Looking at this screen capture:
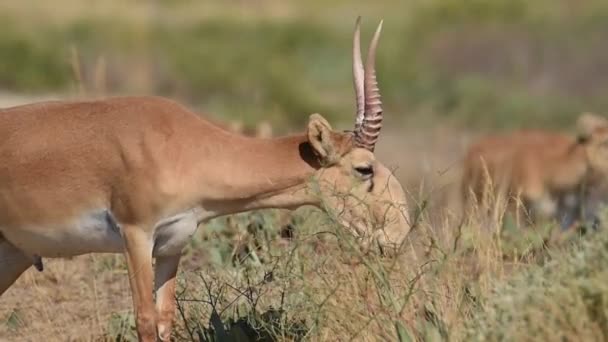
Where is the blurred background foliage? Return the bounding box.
[2,0,608,130]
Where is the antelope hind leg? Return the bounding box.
[0,236,32,296]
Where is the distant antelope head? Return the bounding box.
[577,112,608,177]
[300,17,410,251]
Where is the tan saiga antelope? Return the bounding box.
[461,112,608,229]
[0,17,410,341]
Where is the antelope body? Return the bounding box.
[461,113,608,227]
[0,18,410,341]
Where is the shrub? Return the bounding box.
[464,229,608,341]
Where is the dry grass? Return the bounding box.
[0,255,131,340]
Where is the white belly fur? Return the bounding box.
[152,209,203,257]
[1,208,206,259]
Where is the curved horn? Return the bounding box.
[356,20,384,152]
[353,16,365,133]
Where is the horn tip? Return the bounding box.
[355,16,362,29]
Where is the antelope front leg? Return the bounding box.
[122,225,156,342]
[154,254,181,341]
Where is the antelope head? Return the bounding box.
[577,112,608,177]
[302,17,410,252]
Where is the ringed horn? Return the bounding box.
[353,16,384,152]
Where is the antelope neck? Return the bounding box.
[176,121,322,216]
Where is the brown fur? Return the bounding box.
[0,95,410,341]
[461,113,608,227]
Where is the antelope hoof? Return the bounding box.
[157,323,172,341]
[33,254,44,272]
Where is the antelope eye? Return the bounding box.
[354,165,374,178]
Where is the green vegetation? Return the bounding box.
[2,0,608,130]
[465,225,608,341]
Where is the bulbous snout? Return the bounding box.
[363,200,411,255]
[340,192,411,255]
[375,205,411,248]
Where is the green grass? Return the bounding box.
[2,0,608,130]
[465,225,608,341]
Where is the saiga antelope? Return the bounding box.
[0,18,411,341]
[461,112,608,228]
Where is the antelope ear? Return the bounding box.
[577,112,608,139]
[307,113,340,165]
